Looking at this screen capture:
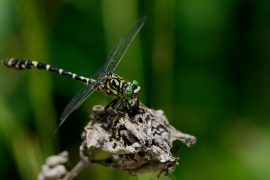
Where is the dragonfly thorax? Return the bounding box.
[96,72,140,99]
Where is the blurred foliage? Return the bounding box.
[0,0,270,179]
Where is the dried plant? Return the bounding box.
[38,100,196,180]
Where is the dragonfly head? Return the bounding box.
[124,80,140,98]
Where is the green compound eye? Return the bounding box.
[132,80,139,86]
[124,85,133,97]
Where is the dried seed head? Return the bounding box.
[84,100,196,174]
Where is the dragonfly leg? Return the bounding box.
[126,97,140,110]
[114,98,124,111]
[124,99,131,110]
[135,97,144,115]
[105,97,141,118]
[103,98,122,136]
[104,98,125,116]
[104,98,119,110]
[124,97,143,116]
[134,97,140,109]
[137,97,140,105]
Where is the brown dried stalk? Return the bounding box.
[38,101,196,179]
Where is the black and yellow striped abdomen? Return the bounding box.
[2,58,91,85]
[1,58,140,99]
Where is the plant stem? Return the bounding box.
[63,148,101,180]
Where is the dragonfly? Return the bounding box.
[2,16,147,138]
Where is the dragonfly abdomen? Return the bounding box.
[2,58,91,85]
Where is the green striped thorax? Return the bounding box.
[95,72,140,99]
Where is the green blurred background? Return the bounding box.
[1,0,270,179]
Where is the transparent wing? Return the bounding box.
[51,16,147,138]
[92,16,147,79]
[50,81,97,138]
